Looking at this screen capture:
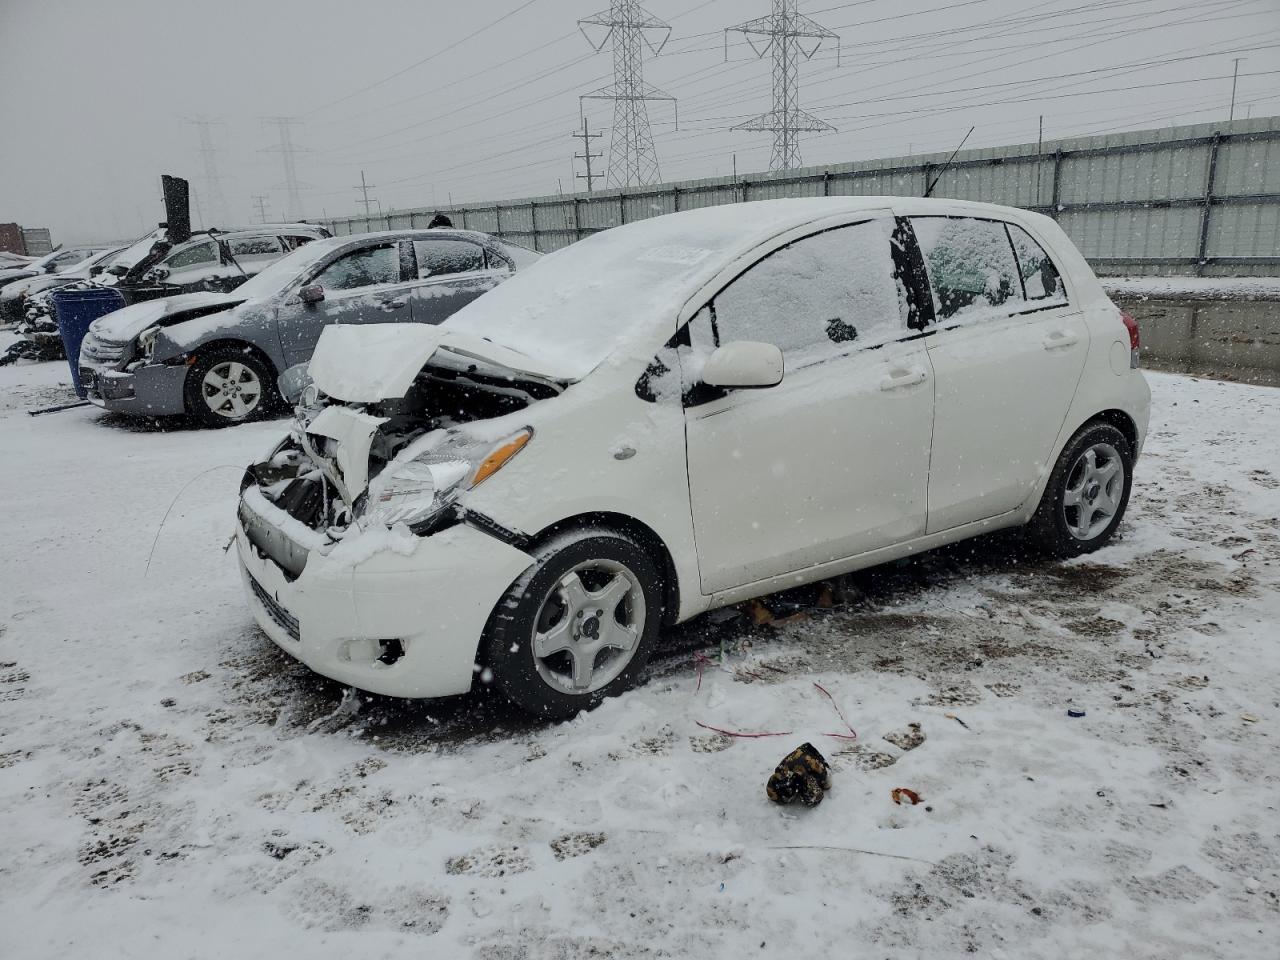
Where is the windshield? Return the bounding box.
[228,237,337,300]
[497,239,541,270]
[438,208,769,380]
[25,250,64,271]
[109,228,168,271]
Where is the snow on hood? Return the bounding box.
[308,323,565,403]
[89,291,239,343]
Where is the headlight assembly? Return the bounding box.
[137,325,161,360]
[364,428,532,529]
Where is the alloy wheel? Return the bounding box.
[202,360,262,420]
[1062,442,1124,540]
[531,559,646,695]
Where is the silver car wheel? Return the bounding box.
[531,559,646,695]
[1062,442,1124,540]
[202,360,262,420]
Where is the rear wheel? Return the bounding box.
[1026,422,1133,557]
[184,345,276,428]
[483,529,663,719]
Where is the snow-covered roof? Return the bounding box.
[442,197,1034,382]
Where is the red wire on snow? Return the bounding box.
[694,721,794,739]
[812,682,858,740]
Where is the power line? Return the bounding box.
[305,0,545,116]
[579,1,677,187]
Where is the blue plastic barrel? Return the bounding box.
[51,287,126,398]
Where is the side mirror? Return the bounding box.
[106,264,128,277]
[149,265,170,281]
[43,262,58,273]
[701,341,784,389]
[298,284,325,304]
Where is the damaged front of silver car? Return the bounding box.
[235,323,564,698]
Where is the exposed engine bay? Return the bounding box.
[244,350,559,548]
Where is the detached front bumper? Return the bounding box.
[79,360,189,416]
[236,491,535,699]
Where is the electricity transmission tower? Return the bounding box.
[579,1,676,188]
[572,117,604,193]
[251,195,271,224]
[727,0,839,172]
[185,117,229,227]
[260,117,310,220]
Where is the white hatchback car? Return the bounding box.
[236,197,1150,717]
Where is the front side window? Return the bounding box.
[1007,224,1067,303]
[413,239,486,279]
[911,217,1025,323]
[164,241,218,271]
[710,219,905,367]
[313,243,400,291]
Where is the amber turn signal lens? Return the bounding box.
[472,431,532,487]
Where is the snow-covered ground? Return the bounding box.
[1,349,1277,959]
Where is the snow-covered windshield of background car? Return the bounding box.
[107,229,168,272]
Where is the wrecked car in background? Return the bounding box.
[95,223,331,301]
[0,245,109,294]
[235,197,1150,719]
[78,228,538,426]
[0,247,126,365]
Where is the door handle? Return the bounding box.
[1042,330,1079,350]
[377,298,407,311]
[879,368,927,391]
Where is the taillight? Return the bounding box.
[1120,311,1140,368]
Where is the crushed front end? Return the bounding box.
[235,339,560,698]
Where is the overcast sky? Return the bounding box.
[2,0,1277,244]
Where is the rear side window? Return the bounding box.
[710,219,905,367]
[281,234,317,251]
[229,236,282,257]
[1007,224,1067,304]
[313,243,400,291]
[911,217,1024,323]
[413,239,485,279]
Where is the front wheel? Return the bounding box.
[184,345,276,428]
[1026,422,1134,557]
[483,529,663,719]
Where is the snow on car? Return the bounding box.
[235,197,1150,718]
[0,244,109,293]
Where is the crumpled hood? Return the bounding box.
[89,291,241,343]
[308,323,572,403]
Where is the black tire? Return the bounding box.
[1026,422,1134,557]
[483,528,664,719]
[183,344,278,428]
